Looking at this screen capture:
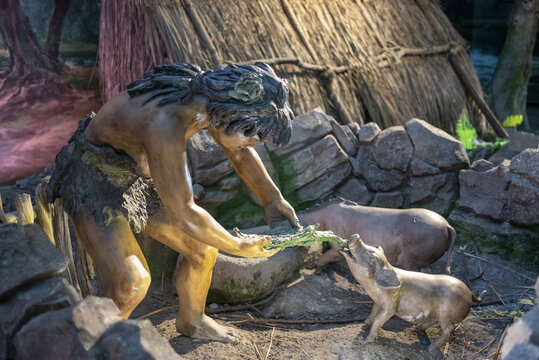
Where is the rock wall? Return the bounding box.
[188,108,469,228]
[449,149,539,268]
[0,223,182,360]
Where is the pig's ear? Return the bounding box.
[375,268,401,289]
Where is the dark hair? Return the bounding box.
[127,62,294,145]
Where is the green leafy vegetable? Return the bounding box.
[232,222,347,251]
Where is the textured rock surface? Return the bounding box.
[458,160,511,220]
[358,122,381,144]
[89,320,183,360]
[329,118,359,156]
[14,296,123,360]
[357,148,406,191]
[372,126,412,171]
[507,176,539,225]
[266,108,332,156]
[208,243,321,303]
[501,277,539,359]
[405,118,469,170]
[0,277,79,358]
[370,192,403,208]
[509,148,539,186]
[336,178,372,205]
[0,224,67,300]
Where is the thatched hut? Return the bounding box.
[99,0,490,134]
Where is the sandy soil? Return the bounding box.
[131,248,537,360]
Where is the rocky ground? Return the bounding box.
[132,247,537,360]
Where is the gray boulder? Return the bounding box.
[0,224,67,299]
[405,174,448,204]
[295,161,351,203]
[89,320,182,360]
[371,191,403,208]
[405,118,469,171]
[509,149,539,186]
[508,176,539,225]
[422,173,459,216]
[0,277,79,359]
[372,126,413,172]
[358,122,381,144]
[410,157,440,176]
[501,277,539,359]
[192,160,234,187]
[14,296,123,360]
[187,129,227,170]
[357,147,406,191]
[208,244,321,304]
[266,108,332,156]
[281,135,348,191]
[336,178,372,205]
[458,160,511,220]
[329,118,359,156]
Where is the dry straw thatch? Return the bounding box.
[99,0,487,134]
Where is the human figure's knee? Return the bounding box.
[108,255,151,316]
[183,246,218,270]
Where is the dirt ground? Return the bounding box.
[131,247,537,360]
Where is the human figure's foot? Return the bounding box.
[177,315,241,343]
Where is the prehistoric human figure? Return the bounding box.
[43,62,300,343]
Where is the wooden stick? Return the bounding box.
[462,252,534,282]
[494,324,510,360]
[15,193,35,225]
[264,327,275,360]
[471,333,499,359]
[228,315,367,326]
[448,53,508,138]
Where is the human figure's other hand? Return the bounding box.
[237,235,279,257]
[264,198,300,229]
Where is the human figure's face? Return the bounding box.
[212,125,259,150]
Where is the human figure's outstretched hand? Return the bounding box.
[265,198,301,229]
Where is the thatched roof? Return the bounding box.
[99,0,487,134]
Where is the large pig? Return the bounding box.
[298,199,456,272]
[341,234,482,353]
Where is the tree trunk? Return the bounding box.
[489,0,539,129]
[44,0,71,62]
[0,0,57,87]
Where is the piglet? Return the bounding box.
[341,234,483,353]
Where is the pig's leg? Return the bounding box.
[365,308,394,342]
[429,323,455,353]
[365,303,381,326]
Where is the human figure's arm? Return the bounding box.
[208,128,300,229]
[143,118,275,257]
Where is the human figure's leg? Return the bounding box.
[144,212,240,343]
[70,210,151,318]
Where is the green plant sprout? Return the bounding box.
[502,114,523,128]
[456,113,508,154]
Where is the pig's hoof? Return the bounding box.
[365,335,376,343]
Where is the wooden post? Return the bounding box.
[74,241,94,298]
[52,198,81,294]
[15,193,35,226]
[35,179,55,244]
[0,193,17,224]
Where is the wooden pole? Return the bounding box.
[35,179,55,244]
[53,198,81,294]
[15,193,35,226]
[0,193,17,224]
[448,53,509,138]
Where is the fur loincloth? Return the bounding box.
[47,113,163,233]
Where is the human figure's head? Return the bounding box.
[127,62,294,145]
